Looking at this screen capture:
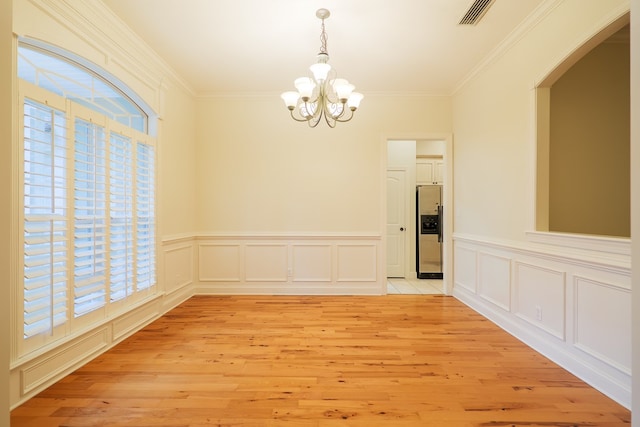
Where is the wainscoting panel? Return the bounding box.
[514,261,566,340]
[336,244,377,282]
[163,243,194,293]
[292,244,332,282]
[112,298,163,343]
[195,235,382,295]
[478,252,511,311]
[452,233,631,409]
[453,245,477,293]
[245,244,289,282]
[574,276,631,374]
[21,328,109,395]
[198,243,241,282]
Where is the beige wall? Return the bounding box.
[158,81,198,237]
[195,95,451,234]
[1,0,12,423]
[549,38,630,237]
[452,0,629,242]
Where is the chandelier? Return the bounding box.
[281,8,363,128]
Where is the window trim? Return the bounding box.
[18,37,158,137]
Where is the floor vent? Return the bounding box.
[458,0,495,25]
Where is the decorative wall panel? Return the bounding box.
[478,252,511,311]
[574,276,631,373]
[198,244,241,281]
[163,243,193,293]
[514,261,565,339]
[21,328,108,394]
[112,299,162,342]
[336,244,377,282]
[195,235,381,294]
[245,244,288,282]
[292,244,332,282]
[454,245,477,293]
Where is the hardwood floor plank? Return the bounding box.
[11,295,630,426]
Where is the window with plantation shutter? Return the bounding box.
[109,132,134,302]
[18,43,157,356]
[73,118,107,317]
[136,141,155,291]
[23,98,68,340]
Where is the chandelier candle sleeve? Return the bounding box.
[310,63,331,81]
[294,77,316,100]
[280,8,363,128]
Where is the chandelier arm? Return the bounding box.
[307,110,323,128]
[323,112,337,128]
[335,107,355,123]
[289,109,313,123]
[335,102,348,120]
[304,99,324,125]
[322,87,341,105]
[317,85,336,124]
[323,100,348,121]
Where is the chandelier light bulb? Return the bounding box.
[347,92,364,110]
[294,77,316,100]
[331,78,354,102]
[281,91,300,110]
[310,63,331,82]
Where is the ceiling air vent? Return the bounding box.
[458,0,495,25]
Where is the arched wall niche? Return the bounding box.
[535,12,630,237]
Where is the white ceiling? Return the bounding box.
[102,0,546,96]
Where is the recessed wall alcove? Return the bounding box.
[536,15,630,237]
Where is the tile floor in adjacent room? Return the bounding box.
[387,277,443,294]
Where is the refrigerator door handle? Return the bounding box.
[437,205,443,243]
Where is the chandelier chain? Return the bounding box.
[319,18,328,55]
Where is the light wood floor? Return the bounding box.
[11,295,630,426]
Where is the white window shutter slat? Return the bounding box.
[73,118,107,318]
[23,98,69,340]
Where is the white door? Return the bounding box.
[387,169,406,277]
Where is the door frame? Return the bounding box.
[380,133,453,295]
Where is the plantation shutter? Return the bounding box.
[23,98,68,339]
[73,118,107,317]
[19,78,156,354]
[109,132,134,302]
[136,141,155,290]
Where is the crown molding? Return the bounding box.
[25,0,196,100]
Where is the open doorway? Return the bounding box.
[384,137,453,295]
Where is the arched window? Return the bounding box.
[18,40,152,133]
[17,40,157,355]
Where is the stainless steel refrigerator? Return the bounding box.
[417,185,443,279]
